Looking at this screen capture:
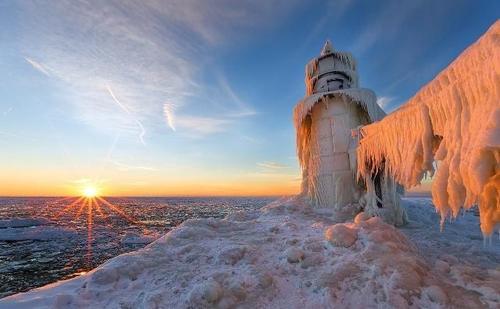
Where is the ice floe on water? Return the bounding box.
[0,226,77,242]
[0,217,74,242]
[0,218,51,228]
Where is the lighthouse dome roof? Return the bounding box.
[320,40,334,55]
[304,41,358,96]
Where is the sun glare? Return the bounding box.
[54,184,138,263]
[83,186,98,198]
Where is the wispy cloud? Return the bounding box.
[296,0,353,54]
[24,57,51,76]
[216,73,256,117]
[257,161,289,169]
[350,1,421,54]
[250,161,296,180]
[106,85,146,145]
[164,101,231,136]
[174,116,231,136]
[162,72,256,136]
[17,1,296,141]
[163,103,177,131]
[376,96,394,109]
[110,160,158,172]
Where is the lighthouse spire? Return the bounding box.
[320,40,334,56]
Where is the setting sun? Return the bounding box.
[83,186,98,198]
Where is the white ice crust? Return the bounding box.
[2,197,498,308]
[294,87,386,183]
[357,21,500,235]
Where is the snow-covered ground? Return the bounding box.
[1,197,498,308]
[401,198,499,268]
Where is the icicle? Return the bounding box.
[356,20,500,236]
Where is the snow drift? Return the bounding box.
[357,21,500,235]
[1,197,498,308]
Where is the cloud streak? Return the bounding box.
[376,96,394,109]
[110,160,158,172]
[106,85,146,145]
[25,57,51,76]
[163,103,177,131]
[216,73,256,117]
[16,0,296,141]
[350,1,421,54]
[257,161,289,170]
[174,116,231,136]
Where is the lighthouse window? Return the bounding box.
[326,78,344,91]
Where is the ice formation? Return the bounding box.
[2,197,498,308]
[0,218,50,228]
[0,226,76,241]
[357,21,500,236]
[294,41,407,226]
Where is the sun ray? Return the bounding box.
[45,190,141,265]
[53,196,85,219]
[96,196,139,224]
[92,198,107,219]
[86,197,93,262]
[41,196,77,213]
[54,196,79,203]
[76,198,88,220]
[40,197,68,214]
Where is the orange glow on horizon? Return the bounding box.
[82,186,98,198]
[0,178,300,197]
[0,164,302,197]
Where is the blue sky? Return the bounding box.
[0,0,498,196]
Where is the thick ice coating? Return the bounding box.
[294,39,408,225]
[357,21,500,235]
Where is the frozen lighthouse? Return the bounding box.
[294,41,407,225]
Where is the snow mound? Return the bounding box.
[0,226,76,241]
[0,218,51,228]
[2,197,498,308]
[324,223,358,247]
[357,21,500,235]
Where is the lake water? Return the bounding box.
[0,196,277,298]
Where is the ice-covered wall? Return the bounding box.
[294,88,385,176]
[304,95,369,214]
[357,21,500,235]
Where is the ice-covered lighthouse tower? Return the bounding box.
[294,41,407,225]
